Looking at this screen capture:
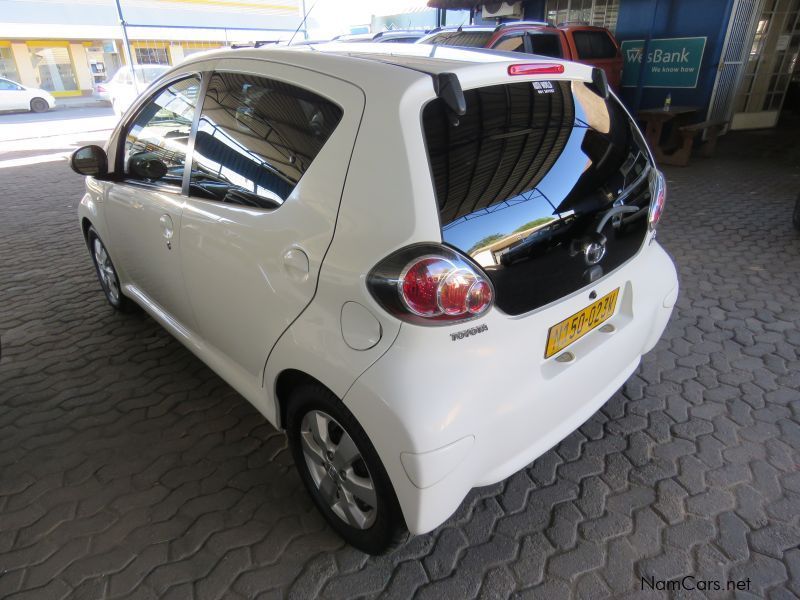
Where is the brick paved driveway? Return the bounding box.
[1,123,799,600]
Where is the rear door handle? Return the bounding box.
[159,214,174,249]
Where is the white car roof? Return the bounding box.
[176,43,593,91]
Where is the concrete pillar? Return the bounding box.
[10,42,37,88]
[69,43,94,94]
[169,44,185,65]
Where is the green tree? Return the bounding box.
[512,217,554,234]
[468,233,505,254]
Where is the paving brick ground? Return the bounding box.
[1,118,799,600]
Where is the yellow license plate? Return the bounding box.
[545,288,620,358]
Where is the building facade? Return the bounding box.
[0,0,302,96]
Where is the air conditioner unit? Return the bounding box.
[482,2,524,19]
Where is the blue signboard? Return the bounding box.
[621,37,707,88]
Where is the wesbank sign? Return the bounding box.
[621,37,706,88]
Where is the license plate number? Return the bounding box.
[545,288,620,358]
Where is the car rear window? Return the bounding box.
[572,30,617,59]
[423,81,575,225]
[529,33,563,58]
[424,30,494,48]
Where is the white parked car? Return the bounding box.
[0,77,55,112]
[100,65,170,115]
[70,43,677,554]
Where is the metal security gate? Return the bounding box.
[706,0,764,126]
[730,0,800,129]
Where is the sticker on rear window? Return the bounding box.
[532,81,555,94]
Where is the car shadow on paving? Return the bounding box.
[0,123,799,599]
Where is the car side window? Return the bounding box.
[572,31,617,60]
[528,33,563,58]
[493,34,526,53]
[0,79,21,90]
[188,71,343,210]
[122,76,200,186]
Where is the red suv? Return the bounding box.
[418,22,623,89]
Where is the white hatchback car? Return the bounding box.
[70,43,678,554]
[0,76,55,112]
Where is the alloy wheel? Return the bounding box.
[93,238,120,304]
[299,410,378,529]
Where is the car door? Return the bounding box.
[104,75,201,331]
[0,78,27,110]
[180,60,364,381]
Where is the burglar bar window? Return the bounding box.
[545,0,620,33]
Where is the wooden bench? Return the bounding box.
[655,119,727,166]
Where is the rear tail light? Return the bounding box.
[368,244,494,325]
[649,170,667,230]
[508,63,565,76]
[95,84,107,93]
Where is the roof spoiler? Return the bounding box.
[432,72,466,126]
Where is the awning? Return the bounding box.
[426,0,479,9]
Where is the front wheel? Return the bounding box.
[286,383,408,554]
[30,97,49,113]
[87,227,137,312]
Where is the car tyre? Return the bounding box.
[793,194,800,231]
[286,382,408,554]
[87,227,137,312]
[30,97,49,113]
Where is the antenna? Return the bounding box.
[289,0,317,45]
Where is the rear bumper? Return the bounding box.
[343,239,678,534]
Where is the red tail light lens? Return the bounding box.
[437,269,477,315]
[508,63,565,76]
[649,170,667,230]
[96,84,107,92]
[401,257,454,316]
[466,280,492,314]
[368,245,494,325]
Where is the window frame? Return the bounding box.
[114,72,205,194]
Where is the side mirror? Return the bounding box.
[129,152,168,180]
[70,145,108,177]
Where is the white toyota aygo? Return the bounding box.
[71,43,678,554]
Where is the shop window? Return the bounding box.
[28,45,78,92]
[545,0,620,34]
[135,47,170,65]
[0,47,20,82]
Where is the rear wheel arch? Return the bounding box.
[275,369,336,430]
